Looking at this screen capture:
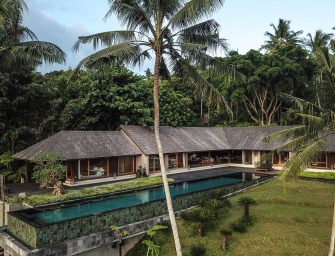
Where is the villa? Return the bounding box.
[12,125,335,186]
[0,125,334,256]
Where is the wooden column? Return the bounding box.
[78,160,81,180]
[87,159,90,177]
[107,158,110,177]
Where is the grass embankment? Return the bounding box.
[9,176,173,206]
[299,171,335,180]
[149,179,335,256]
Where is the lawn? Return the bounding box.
[136,179,335,256]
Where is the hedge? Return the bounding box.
[8,176,174,206]
[299,171,335,180]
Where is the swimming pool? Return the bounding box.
[18,175,241,226]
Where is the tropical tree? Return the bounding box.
[238,197,257,225]
[181,208,214,237]
[305,30,333,53]
[261,18,303,52]
[0,0,65,72]
[32,152,66,195]
[206,198,231,219]
[74,1,234,254]
[264,43,335,255]
[220,228,232,251]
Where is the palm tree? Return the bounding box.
[261,18,303,52]
[73,1,235,254]
[0,0,65,71]
[181,208,214,237]
[220,228,232,251]
[238,197,257,225]
[265,44,335,255]
[206,198,231,219]
[304,30,333,53]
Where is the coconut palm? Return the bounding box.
[265,44,335,255]
[261,18,303,52]
[304,30,333,53]
[0,0,65,71]
[73,1,236,254]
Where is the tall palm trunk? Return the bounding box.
[153,51,182,256]
[329,194,335,256]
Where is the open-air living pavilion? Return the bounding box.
[12,125,335,185]
[12,131,142,183]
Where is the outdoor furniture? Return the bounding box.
[256,163,273,172]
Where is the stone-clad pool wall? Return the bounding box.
[7,179,267,249]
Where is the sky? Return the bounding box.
[23,0,335,74]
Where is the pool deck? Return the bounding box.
[4,165,278,197]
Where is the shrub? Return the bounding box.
[189,243,206,256]
[181,208,214,237]
[299,171,335,180]
[230,219,248,233]
[238,197,257,225]
[32,153,66,195]
[24,176,174,206]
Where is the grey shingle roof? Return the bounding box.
[222,126,293,151]
[120,125,231,155]
[12,131,141,161]
[13,126,335,161]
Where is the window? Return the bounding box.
[89,159,107,178]
[149,155,160,173]
[244,151,252,164]
[119,156,135,175]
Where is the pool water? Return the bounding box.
[27,176,241,225]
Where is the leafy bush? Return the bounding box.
[24,176,174,206]
[189,243,206,256]
[299,171,335,180]
[32,153,66,195]
[230,219,248,233]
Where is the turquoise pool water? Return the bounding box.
[26,176,241,225]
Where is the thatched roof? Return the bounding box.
[12,131,141,161]
[222,126,293,151]
[120,125,231,155]
[13,125,335,161]
[121,125,335,154]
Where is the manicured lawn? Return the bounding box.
[147,179,335,256]
[299,171,335,180]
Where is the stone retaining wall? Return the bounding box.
[7,179,265,249]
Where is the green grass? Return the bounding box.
[8,176,173,206]
[142,179,335,256]
[299,171,335,180]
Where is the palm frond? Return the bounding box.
[105,0,155,35]
[264,125,306,143]
[170,52,231,113]
[171,0,224,29]
[74,42,144,70]
[73,30,137,51]
[1,41,65,68]
[282,139,326,179]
